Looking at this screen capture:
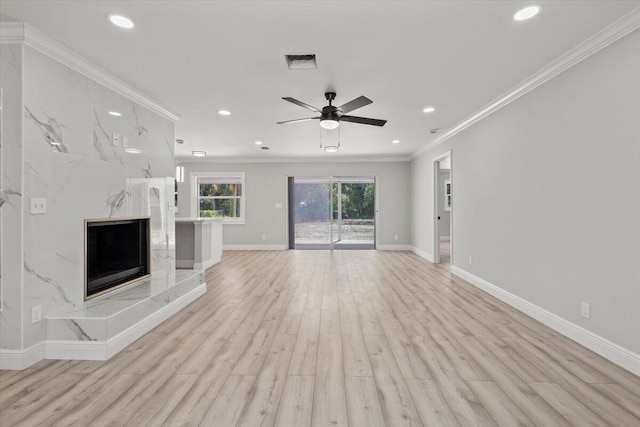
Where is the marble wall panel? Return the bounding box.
[21,46,176,348]
[0,43,24,350]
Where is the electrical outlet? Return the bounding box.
[261,234,266,241]
[468,256,473,265]
[31,305,42,324]
[112,132,121,146]
[274,203,282,209]
[581,302,590,319]
[30,198,47,214]
[394,234,399,241]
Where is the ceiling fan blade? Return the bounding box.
[340,115,387,127]
[276,117,320,124]
[282,97,321,113]
[337,96,372,114]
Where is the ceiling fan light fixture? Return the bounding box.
[320,119,339,130]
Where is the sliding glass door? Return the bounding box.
[289,176,375,250]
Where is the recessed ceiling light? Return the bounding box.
[255,141,263,145]
[109,111,121,117]
[124,147,141,154]
[218,110,231,116]
[422,107,436,113]
[392,140,400,144]
[109,14,134,29]
[514,5,541,21]
[192,151,207,157]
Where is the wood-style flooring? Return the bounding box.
[1,250,639,426]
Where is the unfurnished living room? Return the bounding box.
[1,1,639,426]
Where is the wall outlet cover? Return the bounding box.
[30,197,47,214]
[31,305,42,324]
[581,302,590,319]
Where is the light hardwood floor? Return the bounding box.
[1,250,639,426]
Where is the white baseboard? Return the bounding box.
[0,343,45,370]
[451,266,640,376]
[1,284,207,369]
[410,246,434,262]
[377,245,412,251]
[223,245,286,250]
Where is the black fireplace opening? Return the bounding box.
[86,217,150,299]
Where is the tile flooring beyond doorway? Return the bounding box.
[1,250,639,426]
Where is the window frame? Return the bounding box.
[191,172,246,224]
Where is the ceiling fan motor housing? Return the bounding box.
[321,105,340,121]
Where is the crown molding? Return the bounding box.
[0,22,180,122]
[176,155,412,164]
[411,6,640,160]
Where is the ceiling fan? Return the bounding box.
[277,92,387,129]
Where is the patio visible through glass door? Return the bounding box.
[289,176,375,250]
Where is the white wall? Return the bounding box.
[177,161,411,248]
[411,29,640,355]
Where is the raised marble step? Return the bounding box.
[45,269,206,360]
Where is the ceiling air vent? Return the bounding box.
[285,54,317,70]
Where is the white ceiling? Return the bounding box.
[2,1,638,160]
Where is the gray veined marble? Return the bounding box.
[0,188,21,209]
[130,104,149,137]
[105,189,126,217]
[92,109,122,163]
[92,129,109,161]
[64,319,96,341]
[24,261,73,305]
[142,160,154,179]
[24,105,69,153]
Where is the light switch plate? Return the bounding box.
[122,136,128,147]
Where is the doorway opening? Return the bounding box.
[433,152,452,265]
[288,176,376,250]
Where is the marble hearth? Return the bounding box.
[45,269,205,360]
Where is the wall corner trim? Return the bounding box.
[450,266,640,377]
[0,22,180,122]
[411,6,640,160]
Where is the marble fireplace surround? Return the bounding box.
[0,23,206,369]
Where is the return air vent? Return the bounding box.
[261,146,270,150]
[285,54,317,70]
